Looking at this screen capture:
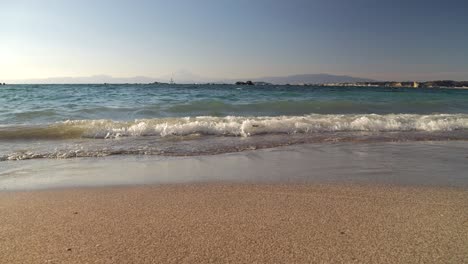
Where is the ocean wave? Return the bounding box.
[0,114,467,140]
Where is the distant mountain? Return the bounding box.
[250,74,374,85]
[7,75,162,84]
[160,70,208,84]
[7,73,373,84]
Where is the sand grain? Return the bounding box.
[1,184,467,263]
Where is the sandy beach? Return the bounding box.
[3,1,468,264]
[1,183,467,263]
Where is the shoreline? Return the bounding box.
[2,141,468,191]
[1,183,467,263]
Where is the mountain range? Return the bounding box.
[6,73,374,85]
[241,74,373,85]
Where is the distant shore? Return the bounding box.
[315,80,468,89]
[1,183,467,263]
[3,78,468,88]
[2,82,468,89]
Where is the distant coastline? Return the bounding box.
[229,80,468,89]
[3,80,468,88]
[315,80,468,89]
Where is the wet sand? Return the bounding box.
[3,142,468,191]
[1,184,467,263]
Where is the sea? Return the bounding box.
[1,83,468,160]
[1,84,468,189]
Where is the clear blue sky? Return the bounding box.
[1,0,467,81]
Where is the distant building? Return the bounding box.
[389,82,402,87]
[412,82,419,88]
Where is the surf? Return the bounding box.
[1,114,467,140]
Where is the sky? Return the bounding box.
[1,0,467,81]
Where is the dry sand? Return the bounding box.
[1,184,467,263]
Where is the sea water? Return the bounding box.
[1,84,468,161]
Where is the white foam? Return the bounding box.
[59,114,468,139]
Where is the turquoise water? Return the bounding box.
[1,84,468,124]
[1,84,468,160]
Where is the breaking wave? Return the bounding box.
[1,114,467,140]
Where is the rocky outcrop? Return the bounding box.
[235,81,254,85]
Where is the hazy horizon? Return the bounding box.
[2,0,467,81]
[5,72,467,85]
